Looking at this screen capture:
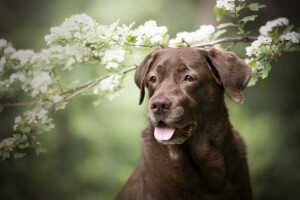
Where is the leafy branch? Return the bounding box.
[193,36,257,47]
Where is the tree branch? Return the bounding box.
[192,36,257,48]
[62,65,137,101]
[60,36,259,101]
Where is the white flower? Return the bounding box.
[216,0,235,11]
[101,47,126,68]
[50,95,63,103]
[74,32,82,39]
[36,109,48,124]
[246,36,273,57]
[4,46,16,55]
[30,71,52,97]
[280,32,300,43]
[259,17,289,36]
[31,51,51,65]
[0,137,15,151]
[0,39,7,49]
[13,116,22,131]
[42,45,65,60]
[11,49,35,66]
[25,109,49,124]
[133,20,168,45]
[105,62,119,69]
[9,72,26,83]
[216,0,245,11]
[0,57,6,72]
[15,116,22,124]
[168,25,215,47]
[94,74,121,94]
[45,14,95,45]
[65,44,92,62]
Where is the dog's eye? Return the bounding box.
[149,76,157,83]
[184,75,195,82]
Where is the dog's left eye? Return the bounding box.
[184,75,195,82]
[149,76,157,83]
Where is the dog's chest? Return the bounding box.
[144,143,206,194]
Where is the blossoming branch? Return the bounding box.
[0,0,299,160]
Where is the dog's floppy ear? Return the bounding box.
[203,47,253,104]
[134,47,161,105]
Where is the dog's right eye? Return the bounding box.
[184,75,195,82]
[149,76,157,83]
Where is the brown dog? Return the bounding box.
[115,47,253,200]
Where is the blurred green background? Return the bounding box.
[0,0,300,199]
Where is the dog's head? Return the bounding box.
[135,47,252,145]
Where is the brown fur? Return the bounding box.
[115,47,253,200]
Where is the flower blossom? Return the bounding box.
[280,32,300,43]
[216,0,244,11]
[259,17,289,36]
[0,39,7,49]
[101,47,126,69]
[0,57,6,71]
[25,109,49,124]
[9,72,26,83]
[13,116,22,131]
[246,36,273,57]
[93,74,121,94]
[11,50,35,66]
[30,71,52,97]
[132,20,168,45]
[50,95,63,103]
[168,25,215,47]
[45,14,95,45]
[4,46,16,55]
[0,138,15,151]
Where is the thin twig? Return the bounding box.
[192,36,257,48]
[182,39,191,47]
[224,42,237,51]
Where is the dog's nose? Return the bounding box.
[150,98,171,113]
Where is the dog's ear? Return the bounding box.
[203,47,253,104]
[134,47,161,105]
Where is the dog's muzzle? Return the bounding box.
[148,97,197,145]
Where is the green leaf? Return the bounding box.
[217,23,235,29]
[241,15,258,24]
[19,126,31,134]
[213,29,227,39]
[236,3,246,13]
[282,25,294,35]
[260,63,272,79]
[214,7,226,22]
[247,59,257,67]
[55,101,68,111]
[247,3,266,11]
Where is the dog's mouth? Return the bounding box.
[154,121,196,145]
[154,125,175,141]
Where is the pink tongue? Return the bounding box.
[154,127,175,141]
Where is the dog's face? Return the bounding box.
[135,47,252,145]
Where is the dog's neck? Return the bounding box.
[166,111,231,163]
[167,144,184,160]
